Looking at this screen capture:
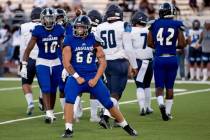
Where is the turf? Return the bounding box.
[0,80,210,140]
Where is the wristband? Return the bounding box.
[72,72,79,79]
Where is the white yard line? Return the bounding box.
[0,88,210,125]
[0,85,39,92]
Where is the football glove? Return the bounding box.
[62,68,69,82]
[20,61,28,79]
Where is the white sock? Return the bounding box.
[90,99,99,118]
[190,68,195,79]
[203,68,208,80]
[136,88,145,110]
[117,120,128,128]
[144,88,151,109]
[196,68,201,80]
[60,98,65,111]
[39,90,43,98]
[25,93,34,107]
[65,123,73,131]
[157,96,164,106]
[165,99,173,115]
[74,96,80,118]
[46,110,54,117]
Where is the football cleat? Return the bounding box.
[159,105,169,121]
[167,114,173,120]
[62,129,73,138]
[26,104,34,115]
[45,116,54,124]
[146,107,154,115]
[38,97,44,111]
[123,125,138,136]
[90,116,100,122]
[99,116,111,129]
[140,108,146,116]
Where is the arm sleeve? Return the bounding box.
[122,22,138,69]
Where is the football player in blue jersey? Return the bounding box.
[21,8,65,123]
[62,15,137,138]
[147,3,186,121]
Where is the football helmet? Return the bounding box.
[159,2,176,18]
[55,8,68,26]
[87,10,102,27]
[104,4,123,21]
[40,8,56,30]
[73,15,91,37]
[192,19,200,30]
[31,7,43,21]
[131,11,148,26]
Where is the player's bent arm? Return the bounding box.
[177,29,186,49]
[22,36,37,63]
[95,46,107,81]
[147,31,154,48]
[122,32,138,69]
[62,46,76,75]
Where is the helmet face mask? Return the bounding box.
[73,15,91,37]
[41,8,56,30]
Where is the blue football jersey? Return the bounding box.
[32,24,65,60]
[65,22,73,36]
[63,33,98,76]
[149,19,184,56]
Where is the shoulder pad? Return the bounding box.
[124,22,132,32]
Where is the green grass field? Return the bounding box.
[0,80,210,140]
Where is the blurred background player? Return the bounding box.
[19,7,43,115]
[187,19,202,81]
[62,15,137,138]
[20,8,65,123]
[55,8,68,117]
[131,11,154,116]
[147,2,186,121]
[199,20,210,81]
[95,4,138,128]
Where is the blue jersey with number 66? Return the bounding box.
[63,33,98,76]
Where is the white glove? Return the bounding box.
[62,68,69,82]
[20,61,28,79]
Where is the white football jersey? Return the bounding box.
[20,21,40,61]
[188,29,202,48]
[95,21,128,60]
[131,27,153,59]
